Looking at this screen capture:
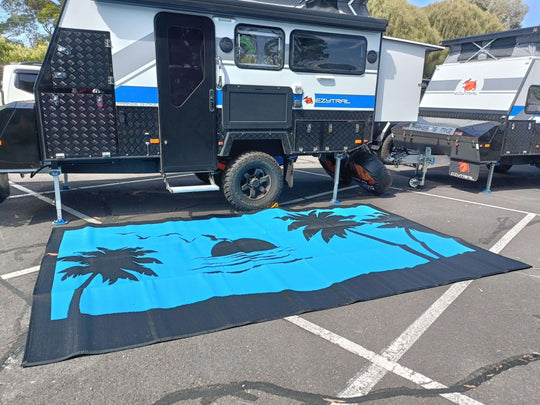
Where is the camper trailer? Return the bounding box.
[392,27,540,191]
[0,0,436,217]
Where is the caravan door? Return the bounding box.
[155,13,216,173]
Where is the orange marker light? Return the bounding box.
[149,138,160,144]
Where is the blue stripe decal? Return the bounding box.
[216,89,223,107]
[510,106,524,116]
[314,94,375,109]
[115,86,158,104]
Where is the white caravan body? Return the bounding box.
[393,27,540,188]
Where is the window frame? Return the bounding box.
[234,24,285,71]
[14,70,39,93]
[525,85,540,115]
[289,30,367,75]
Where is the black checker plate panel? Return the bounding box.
[531,124,540,155]
[295,121,322,152]
[117,107,160,156]
[41,93,118,159]
[51,29,113,90]
[502,121,534,155]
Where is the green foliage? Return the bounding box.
[368,0,441,45]
[0,36,47,64]
[0,0,62,46]
[469,0,529,29]
[425,0,505,40]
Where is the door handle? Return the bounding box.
[209,89,215,112]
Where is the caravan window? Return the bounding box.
[290,31,366,75]
[525,86,540,114]
[14,70,38,93]
[235,25,284,70]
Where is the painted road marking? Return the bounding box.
[285,315,483,405]
[334,212,536,400]
[413,191,539,216]
[7,174,190,199]
[9,182,102,225]
[1,266,40,281]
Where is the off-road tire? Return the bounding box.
[347,149,392,195]
[378,134,394,162]
[223,152,283,211]
[318,154,352,186]
[0,173,10,203]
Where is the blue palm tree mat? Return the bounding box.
[23,206,529,366]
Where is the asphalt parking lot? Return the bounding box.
[1,156,539,404]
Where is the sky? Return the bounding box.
[408,0,540,28]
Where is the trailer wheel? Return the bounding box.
[223,151,283,211]
[0,173,10,203]
[347,148,392,195]
[409,177,420,188]
[494,164,512,174]
[318,154,352,186]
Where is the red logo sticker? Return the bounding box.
[458,162,471,173]
[462,79,477,93]
[303,96,313,105]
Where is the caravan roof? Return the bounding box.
[94,0,388,31]
[442,26,540,63]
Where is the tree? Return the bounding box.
[58,247,161,317]
[0,36,47,64]
[368,0,441,45]
[0,0,63,46]
[469,0,529,29]
[424,0,505,40]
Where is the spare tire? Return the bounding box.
[346,148,392,195]
[318,154,352,186]
[0,173,10,203]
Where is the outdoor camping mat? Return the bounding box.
[23,206,530,366]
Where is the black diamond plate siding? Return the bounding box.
[117,107,160,156]
[50,29,113,90]
[502,121,534,155]
[41,93,118,159]
[217,108,373,155]
[531,124,540,155]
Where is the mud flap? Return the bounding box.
[449,159,480,181]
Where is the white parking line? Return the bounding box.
[335,212,536,400]
[1,266,40,280]
[413,191,539,216]
[9,182,102,225]
[7,173,190,199]
[285,316,483,405]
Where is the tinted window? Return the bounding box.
[290,31,366,75]
[525,85,540,114]
[235,25,284,70]
[15,71,38,93]
[168,26,204,107]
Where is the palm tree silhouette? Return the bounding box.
[276,210,440,261]
[58,247,162,317]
